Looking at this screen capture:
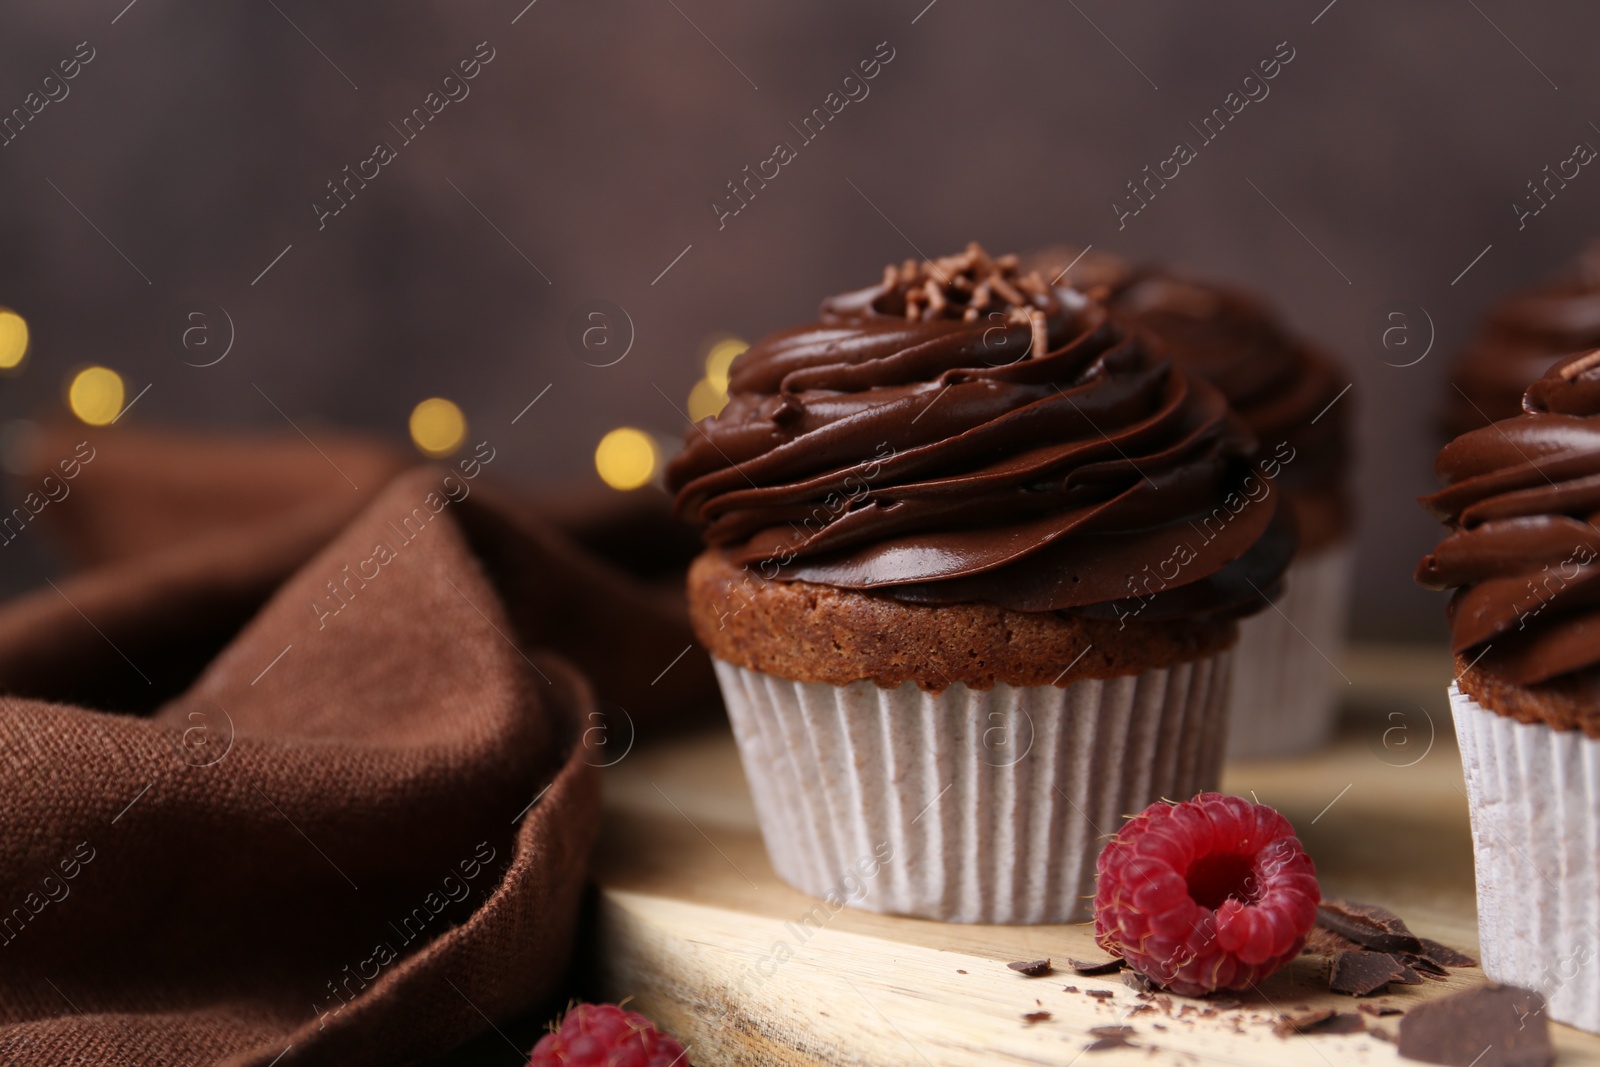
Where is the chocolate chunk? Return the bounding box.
[1122,970,1158,993]
[1416,938,1479,969]
[1330,950,1410,996]
[1397,984,1553,1067]
[1022,1010,1052,1025]
[1273,1008,1367,1037]
[1085,1025,1136,1052]
[1399,953,1450,978]
[1007,958,1053,977]
[1086,989,1116,1000]
[1068,956,1127,976]
[1318,897,1423,954]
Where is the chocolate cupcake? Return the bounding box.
[667,244,1293,923]
[1445,241,1600,439]
[1033,247,1355,757]
[1417,349,1600,1034]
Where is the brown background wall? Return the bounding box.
[2,0,1598,640]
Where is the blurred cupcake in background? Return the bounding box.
[1031,247,1354,758]
[667,244,1294,924]
[1417,349,1600,1035]
[1445,240,1600,439]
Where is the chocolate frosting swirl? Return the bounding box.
[667,245,1294,621]
[1026,248,1350,496]
[1105,271,1350,496]
[1446,241,1600,438]
[1417,350,1600,685]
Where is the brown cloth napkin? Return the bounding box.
[0,427,716,1066]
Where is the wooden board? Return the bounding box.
[592,644,1600,1065]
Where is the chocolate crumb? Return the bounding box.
[1358,1003,1403,1017]
[1416,938,1478,969]
[1068,956,1127,976]
[1122,970,1158,993]
[956,969,967,975]
[1007,958,1053,977]
[1397,983,1553,1067]
[1317,897,1422,954]
[1022,1010,1052,1025]
[1207,998,1243,1012]
[1084,1025,1136,1052]
[1330,950,1410,996]
[1086,989,1116,1001]
[1062,986,1079,994]
[1273,1008,1366,1037]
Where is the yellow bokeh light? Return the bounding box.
[67,366,125,426]
[0,309,29,371]
[688,377,728,422]
[704,338,748,393]
[595,427,658,491]
[409,397,467,458]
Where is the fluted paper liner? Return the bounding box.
[1452,683,1600,1035]
[713,652,1231,924]
[1226,541,1353,759]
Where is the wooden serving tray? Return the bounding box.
[592,644,1600,1065]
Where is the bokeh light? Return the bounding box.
[594,427,658,490]
[0,309,28,372]
[67,366,125,426]
[409,397,467,458]
[704,337,748,393]
[687,377,728,422]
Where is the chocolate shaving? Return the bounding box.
[1273,1008,1367,1037]
[1330,950,1410,996]
[1397,984,1553,1067]
[1304,924,1363,958]
[1068,956,1127,976]
[1021,1010,1052,1025]
[1398,952,1449,978]
[1122,970,1158,993]
[1416,938,1479,969]
[1062,985,1079,994]
[1085,1025,1136,1052]
[1006,958,1052,977]
[1086,989,1115,1000]
[1358,1003,1404,1017]
[1317,897,1422,954]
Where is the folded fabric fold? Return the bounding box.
[0,429,717,1067]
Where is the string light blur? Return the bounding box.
[595,427,658,490]
[685,336,747,422]
[409,397,467,457]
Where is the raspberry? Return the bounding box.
[1093,792,1319,996]
[528,1002,689,1067]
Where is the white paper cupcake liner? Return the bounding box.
[1225,540,1353,759]
[713,651,1232,924]
[1451,683,1600,1035]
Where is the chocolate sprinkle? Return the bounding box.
[1021,1010,1052,1025]
[1330,950,1411,996]
[1068,956,1127,976]
[1397,984,1553,1067]
[1317,897,1422,954]
[1007,958,1053,977]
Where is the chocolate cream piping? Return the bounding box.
[1418,349,1600,685]
[667,245,1294,622]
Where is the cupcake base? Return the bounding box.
[1452,683,1600,1035]
[714,652,1232,924]
[1225,541,1353,759]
